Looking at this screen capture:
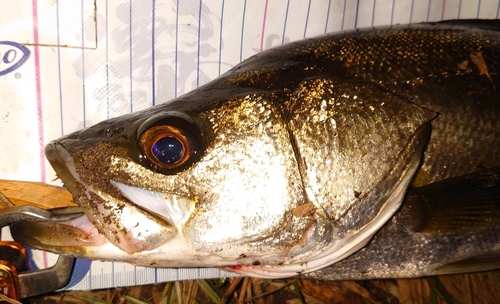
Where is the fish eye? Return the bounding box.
[153,136,184,164]
[137,112,202,171]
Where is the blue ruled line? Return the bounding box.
[197,0,202,88]
[390,0,395,25]
[354,0,360,28]
[426,0,431,22]
[81,0,86,128]
[282,0,290,44]
[129,0,133,112]
[324,0,332,33]
[240,0,247,62]
[175,0,179,97]
[409,0,415,23]
[56,0,63,135]
[152,0,156,105]
[372,0,376,27]
[218,0,225,76]
[304,0,312,38]
[341,0,346,30]
[106,0,110,118]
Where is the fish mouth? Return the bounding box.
[38,142,177,254]
[10,142,114,252]
[45,142,194,231]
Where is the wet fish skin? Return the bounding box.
[303,166,500,280]
[11,20,500,279]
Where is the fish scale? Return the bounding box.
[285,78,433,235]
[304,166,500,280]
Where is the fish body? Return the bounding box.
[12,20,500,279]
[305,166,500,280]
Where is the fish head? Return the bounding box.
[37,88,321,269]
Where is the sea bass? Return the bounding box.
[12,20,500,279]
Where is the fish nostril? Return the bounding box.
[102,127,125,138]
[104,128,113,138]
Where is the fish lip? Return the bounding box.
[45,141,93,208]
[45,141,81,196]
[11,214,108,249]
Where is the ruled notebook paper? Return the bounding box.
[0,0,498,290]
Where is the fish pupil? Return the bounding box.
[152,137,184,164]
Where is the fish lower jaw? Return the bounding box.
[14,220,280,268]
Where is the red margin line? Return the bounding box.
[32,0,46,184]
[32,0,48,269]
[259,0,269,52]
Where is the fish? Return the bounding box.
[11,20,500,279]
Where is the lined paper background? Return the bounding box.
[0,0,499,290]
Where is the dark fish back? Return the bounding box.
[216,21,500,184]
